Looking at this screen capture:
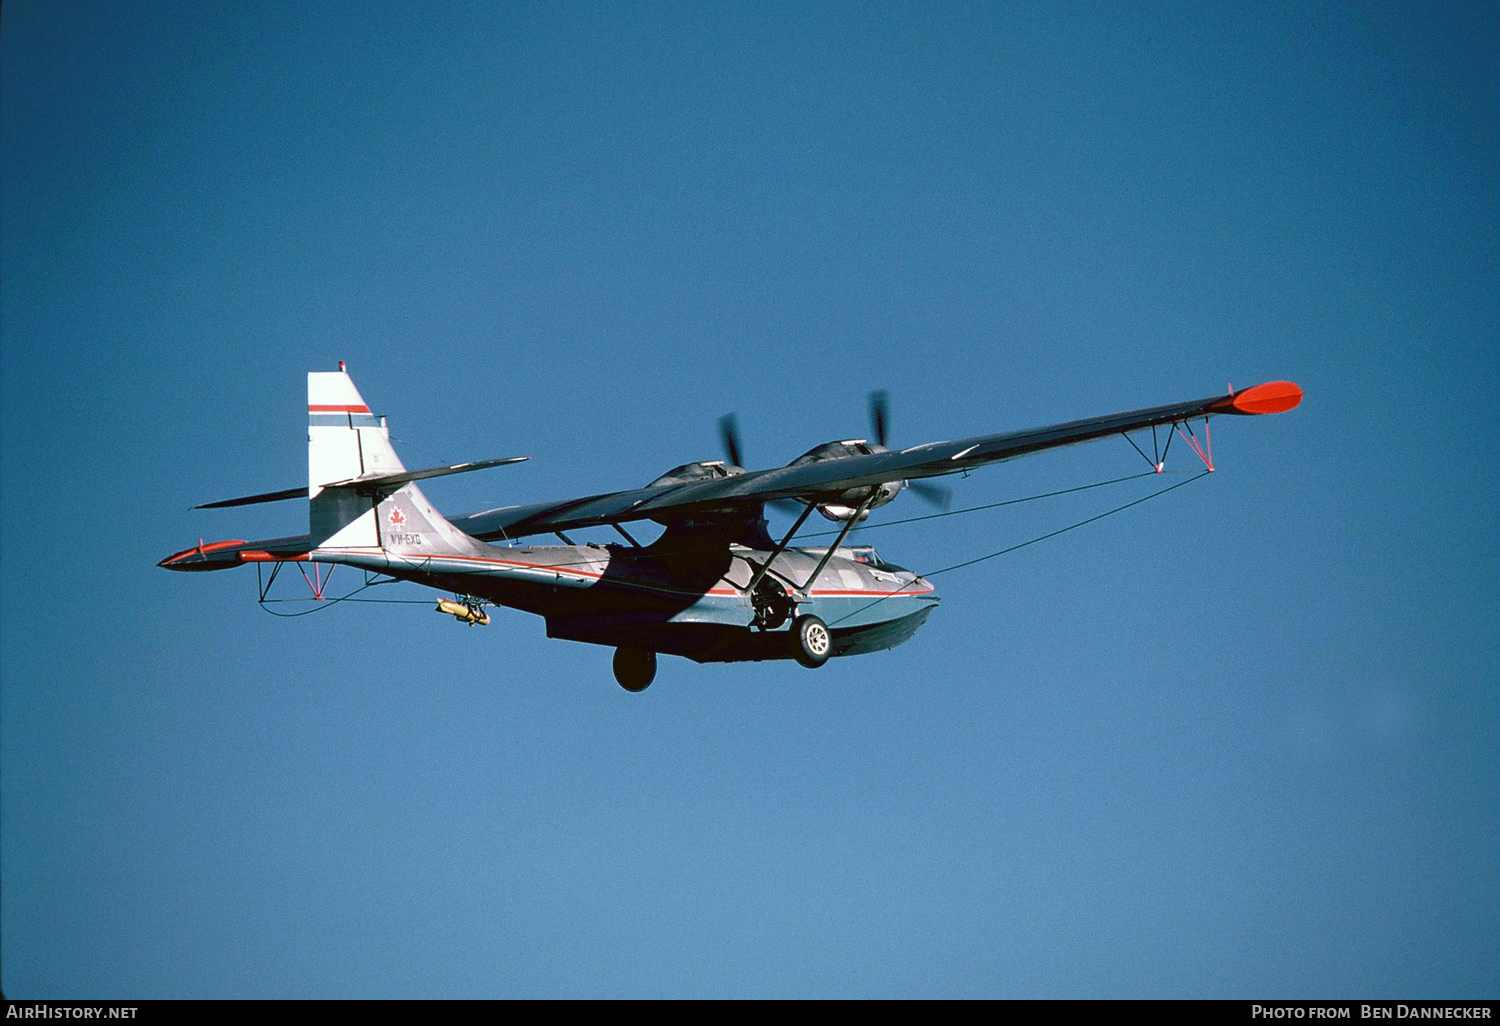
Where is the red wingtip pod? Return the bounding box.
[1217,380,1303,415]
[157,539,249,571]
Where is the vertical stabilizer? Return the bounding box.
[306,367,484,558]
[308,368,404,548]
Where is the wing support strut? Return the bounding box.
[255,558,336,601]
[743,490,880,609]
[1122,416,1215,473]
[1178,418,1214,472]
[795,492,877,594]
[745,503,816,598]
[297,562,334,600]
[256,561,284,604]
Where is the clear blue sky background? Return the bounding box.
[3,0,1496,1000]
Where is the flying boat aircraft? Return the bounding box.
[160,366,1302,690]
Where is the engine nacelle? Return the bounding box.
[815,480,903,521]
[644,461,775,543]
[787,439,904,522]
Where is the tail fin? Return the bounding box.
[307,368,484,557]
[307,368,401,548]
[308,367,404,488]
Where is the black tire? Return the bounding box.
[790,614,832,669]
[613,648,656,692]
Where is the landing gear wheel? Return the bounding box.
[613,648,657,692]
[790,614,832,668]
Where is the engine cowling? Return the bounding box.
[646,460,745,488]
[643,460,775,543]
[787,440,903,522]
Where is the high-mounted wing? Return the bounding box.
[451,381,1302,540]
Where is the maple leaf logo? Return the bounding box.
[387,507,407,528]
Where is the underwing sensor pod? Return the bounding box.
[161,366,1302,691]
[436,598,489,626]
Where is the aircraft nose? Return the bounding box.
[910,573,939,601]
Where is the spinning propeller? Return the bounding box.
[718,412,747,471]
[718,391,953,520]
[866,390,952,512]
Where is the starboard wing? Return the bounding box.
[451,381,1302,540]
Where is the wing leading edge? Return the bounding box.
[451,381,1302,541]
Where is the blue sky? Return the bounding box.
[2,0,1496,999]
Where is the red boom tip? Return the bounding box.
[1223,381,1303,415]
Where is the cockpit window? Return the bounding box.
[846,546,909,573]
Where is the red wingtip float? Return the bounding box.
[1214,380,1304,416]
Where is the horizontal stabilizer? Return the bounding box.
[325,457,529,492]
[195,457,528,510]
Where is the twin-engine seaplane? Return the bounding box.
[160,365,1302,691]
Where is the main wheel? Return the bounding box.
[613,648,657,692]
[790,614,832,668]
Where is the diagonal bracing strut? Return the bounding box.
[745,502,816,596]
[794,491,878,594]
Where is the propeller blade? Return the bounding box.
[718,413,744,468]
[909,480,953,511]
[869,390,890,448]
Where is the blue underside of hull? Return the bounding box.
[546,603,937,663]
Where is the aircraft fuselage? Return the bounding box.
[317,540,938,664]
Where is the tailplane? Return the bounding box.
[165,365,526,567]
